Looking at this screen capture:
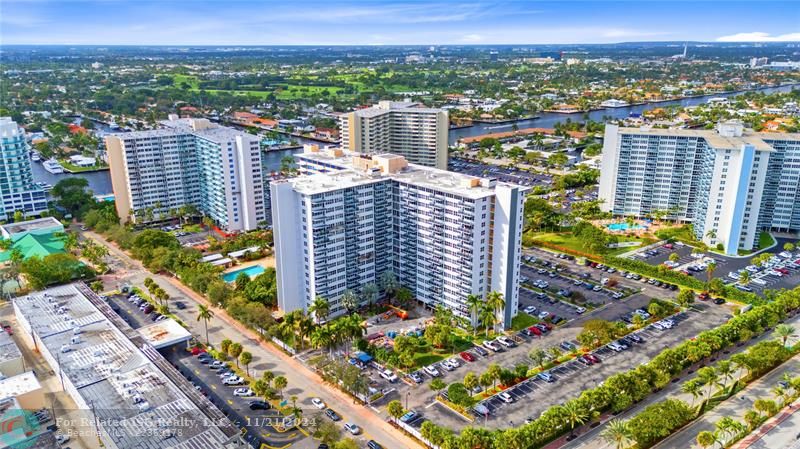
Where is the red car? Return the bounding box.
[584,353,601,364]
[527,326,542,336]
[459,351,476,362]
[777,268,790,275]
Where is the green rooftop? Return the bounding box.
[0,232,66,262]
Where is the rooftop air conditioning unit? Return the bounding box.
[73,327,81,335]
[60,345,71,353]
[71,336,80,344]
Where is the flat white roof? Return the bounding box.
[201,253,224,262]
[137,319,191,350]
[13,283,239,448]
[0,371,41,400]
[210,257,233,266]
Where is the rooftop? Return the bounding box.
[289,149,513,199]
[351,101,443,118]
[136,319,191,350]
[0,371,41,400]
[618,126,800,152]
[14,283,239,449]
[0,330,22,366]
[0,217,63,238]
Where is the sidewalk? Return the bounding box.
[732,402,800,448]
[84,230,420,449]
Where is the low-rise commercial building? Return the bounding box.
[13,283,243,449]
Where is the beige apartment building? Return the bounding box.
[339,100,449,169]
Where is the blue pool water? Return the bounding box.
[606,223,646,231]
[222,265,265,282]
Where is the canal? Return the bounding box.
[38,84,798,194]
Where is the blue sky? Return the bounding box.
[2,1,799,45]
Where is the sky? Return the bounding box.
[1,0,799,46]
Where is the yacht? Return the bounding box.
[35,182,53,192]
[31,152,41,162]
[43,159,64,174]
[600,99,630,108]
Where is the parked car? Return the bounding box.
[380,370,398,382]
[233,388,254,397]
[472,345,489,357]
[498,392,514,403]
[460,351,476,362]
[584,353,601,364]
[537,372,555,383]
[482,341,501,352]
[344,423,361,435]
[311,398,326,409]
[423,365,441,377]
[408,372,424,384]
[560,341,576,351]
[249,400,271,410]
[174,301,186,310]
[325,409,341,421]
[608,341,628,352]
[222,376,244,386]
[714,297,726,305]
[523,305,537,314]
[400,411,418,423]
[367,441,384,449]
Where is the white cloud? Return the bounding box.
[716,32,800,42]
[461,33,483,42]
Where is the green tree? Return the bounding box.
[676,289,695,308]
[273,375,288,399]
[463,372,479,392]
[775,323,795,347]
[220,339,232,355]
[561,400,589,438]
[529,348,548,369]
[196,304,214,345]
[429,378,446,397]
[387,400,405,421]
[601,419,632,449]
[309,295,330,324]
[240,351,253,376]
[228,342,243,367]
[696,431,717,449]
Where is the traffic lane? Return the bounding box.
[165,350,306,448]
[108,294,152,329]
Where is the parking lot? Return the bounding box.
[107,294,307,449]
[448,158,552,187]
[628,237,800,294]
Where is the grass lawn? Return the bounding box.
[531,231,656,257]
[59,160,108,173]
[511,313,539,331]
[274,84,343,100]
[758,231,775,250]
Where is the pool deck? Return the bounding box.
[221,254,275,274]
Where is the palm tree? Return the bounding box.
[681,379,703,408]
[379,271,399,297]
[775,323,796,347]
[308,295,330,325]
[716,360,735,394]
[196,304,214,345]
[706,262,717,286]
[698,367,720,406]
[466,294,483,335]
[705,229,717,242]
[341,289,358,313]
[486,291,505,332]
[561,401,589,438]
[600,419,632,449]
[479,304,496,337]
[696,430,717,449]
[739,270,751,287]
[361,282,379,307]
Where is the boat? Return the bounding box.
[600,99,630,108]
[31,152,41,162]
[35,182,53,192]
[43,159,64,174]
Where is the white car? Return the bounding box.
[651,321,665,331]
[767,270,783,277]
[344,423,362,435]
[311,397,326,409]
[380,369,399,382]
[538,311,550,320]
[446,358,461,368]
[575,306,587,314]
[233,388,254,397]
[223,376,244,386]
[523,305,537,314]
[423,365,440,377]
[55,434,70,445]
[608,341,627,352]
[660,319,674,329]
[499,392,514,403]
[496,336,515,348]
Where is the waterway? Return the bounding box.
[36,84,798,194]
[447,83,799,143]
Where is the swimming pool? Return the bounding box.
[222,265,265,282]
[606,223,646,231]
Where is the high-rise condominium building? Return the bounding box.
[0,118,48,221]
[599,121,800,255]
[271,146,526,328]
[339,100,449,169]
[106,117,266,232]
